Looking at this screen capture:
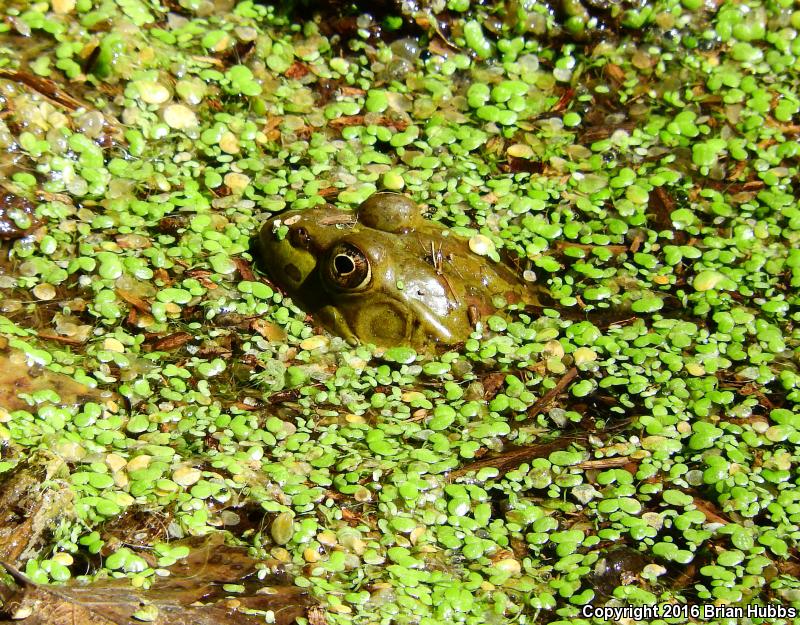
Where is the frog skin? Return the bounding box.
[258,192,543,349]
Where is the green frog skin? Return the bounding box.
[258,192,542,349]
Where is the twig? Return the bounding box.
[525,367,578,421]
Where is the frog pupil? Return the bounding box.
[334,254,355,275]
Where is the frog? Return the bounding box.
[257,192,544,349]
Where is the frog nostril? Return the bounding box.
[289,226,311,250]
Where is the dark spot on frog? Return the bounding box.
[284,263,302,283]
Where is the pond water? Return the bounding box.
[0,1,798,623]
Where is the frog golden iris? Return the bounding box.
[258,193,543,349]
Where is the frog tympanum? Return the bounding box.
[258,192,542,349]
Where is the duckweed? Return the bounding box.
[0,0,798,622]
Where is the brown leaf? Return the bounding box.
[0,69,85,111]
[448,437,583,480]
[481,373,507,400]
[777,560,800,578]
[36,331,87,346]
[604,63,626,85]
[628,229,646,254]
[0,534,315,625]
[115,289,152,314]
[148,332,193,351]
[0,346,114,412]
[551,87,575,113]
[250,319,287,342]
[501,156,543,174]
[329,115,408,131]
[576,457,635,470]
[161,533,259,587]
[152,268,171,286]
[339,86,366,97]
[318,186,338,198]
[154,216,187,235]
[233,257,256,282]
[691,496,730,526]
[0,70,123,141]
[647,186,676,233]
[578,121,636,144]
[284,61,309,79]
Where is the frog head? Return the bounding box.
[257,193,541,349]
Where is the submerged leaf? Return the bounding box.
[0,534,316,625]
[0,343,113,412]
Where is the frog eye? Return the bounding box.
[326,243,371,290]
